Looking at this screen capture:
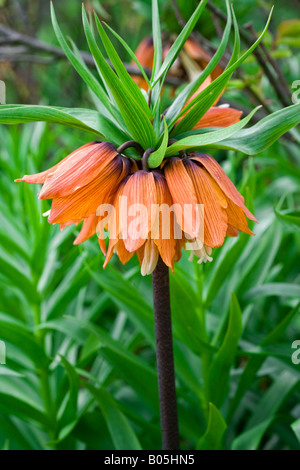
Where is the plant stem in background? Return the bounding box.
[152,256,179,450]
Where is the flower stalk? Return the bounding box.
[152,256,179,450]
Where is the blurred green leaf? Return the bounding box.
[208,293,242,407]
[152,0,208,84]
[82,7,156,148]
[82,382,142,450]
[244,283,300,300]
[197,403,227,450]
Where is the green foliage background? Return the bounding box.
[0,0,300,450]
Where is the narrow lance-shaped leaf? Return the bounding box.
[197,403,227,450]
[148,117,169,168]
[83,382,142,450]
[165,106,260,155]
[0,105,130,144]
[82,7,156,149]
[58,355,79,428]
[151,0,163,83]
[150,0,164,134]
[209,104,300,154]
[67,34,123,123]
[165,0,232,128]
[104,23,151,88]
[208,293,243,407]
[94,13,152,119]
[50,3,115,118]
[275,192,300,231]
[231,419,274,451]
[152,0,209,85]
[173,8,273,136]
[246,370,299,430]
[228,303,300,420]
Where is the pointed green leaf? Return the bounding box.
[210,104,300,154]
[151,0,163,82]
[165,0,232,127]
[94,12,152,118]
[247,370,299,430]
[165,107,260,156]
[148,118,169,167]
[152,0,209,85]
[0,105,129,144]
[208,293,243,407]
[103,23,151,87]
[231,418,273,450]
[82,8,156,149]
[59,356,79,427]
[173,8,273,135]
[83,382,142,450]
[197,403,227,450]
[244,282,300,300]
[66,316,159,412]
[50,3,114,117]
[228,303,300,420]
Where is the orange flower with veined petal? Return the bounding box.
[15,40,254,276]
[15,141,133,248]
[16,141,256,275]
[164,154,257,264]
[103,170,185,275]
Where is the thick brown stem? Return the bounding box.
[152,256,179,450]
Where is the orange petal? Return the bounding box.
[120,171,157,253]
[225,198,254,236]
[183,39,223,80]
[40,142,118,199]
[184,76,223,111]
[152,172,177,271]
[135,244,145,267]
[185,160,228,248]
[74,214,99,245]
[104,178,129,266]
[59,219,81,231]
[98,236,107,256]
[48,157,124,224]
[187,76,212,101]
[132,37,154,91]
[164,157,200,238]
[134,37,154,68]
[184,38,212,62]
[15,142,96,184]
[226,225,239,237]
[193,106,242,129]
[190,154,258,222]
[175,237,186,263]
[117,239,135,265]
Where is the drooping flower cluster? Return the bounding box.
[16,86,256,276]
[15,28,258,276]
